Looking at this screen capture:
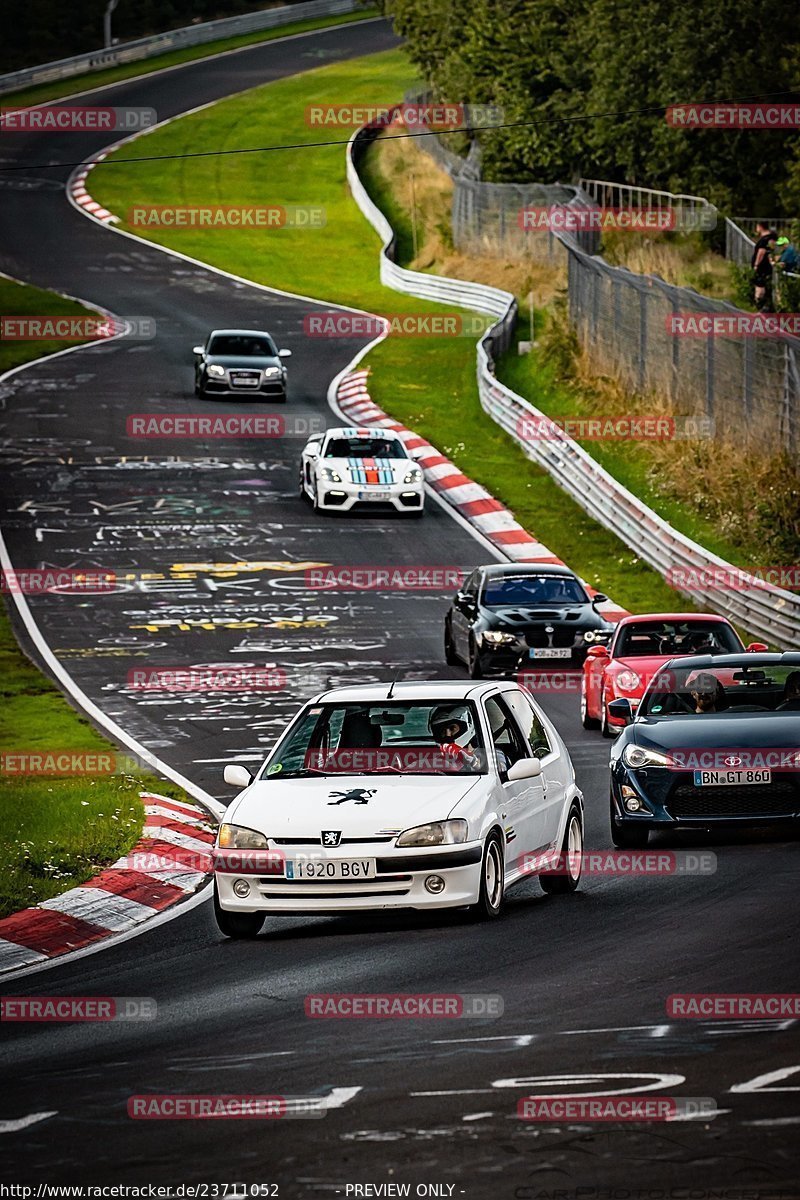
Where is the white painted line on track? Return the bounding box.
[0,1112,57,1134]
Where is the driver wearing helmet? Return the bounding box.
[429,704,480,772]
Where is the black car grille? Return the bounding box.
[524,627,576,648]
[667,780,799,819]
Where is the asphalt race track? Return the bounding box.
[1,19,799,1198]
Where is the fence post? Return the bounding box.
[638,287,647,392]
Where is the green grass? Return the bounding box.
[0,273,101,374]
[499,337,762,569]
[0,277,202,917]
[2,9,380,109]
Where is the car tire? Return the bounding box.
[468,637,483,678]
[469,833,505,920]
[195,381,206,399]
[600,688,615,738]
[539,802,583,894]
[213,884,265,939]
[610,793,651,848]
[580,683,600,730]
[444,619,459,666]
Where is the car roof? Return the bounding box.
[662,651,800,670]
[615,612,733,626]
[323,426,402,440]
[207,328,274,338]
[312,680,516,704]
[478,562,576,578]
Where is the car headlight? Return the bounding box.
[206,364,225,377]
[622,745,671,769]
[264,367,282,377]
[217,823,269,850]
[584,629,610,643]
[322,467,342,482]
[396,819,468,848]
[615,670,641,693]
[404,468,422,484]
[483,631,517,645]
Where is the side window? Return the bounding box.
[506,691,552,758]
[484,696,528,775]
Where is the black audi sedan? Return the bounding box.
[444,563,614,677]
[609,652,800,848]
[193,329,291,400]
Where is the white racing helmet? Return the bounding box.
[429,703,476,746]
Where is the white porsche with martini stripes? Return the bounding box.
[214,681,584,938]
[299,426,425,515]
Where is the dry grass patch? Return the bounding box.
[374,132,564,305]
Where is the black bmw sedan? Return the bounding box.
[609,652,800,848]
[444,563,614,677]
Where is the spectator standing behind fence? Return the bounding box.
[771,235,800,272]
[751,220,776,311]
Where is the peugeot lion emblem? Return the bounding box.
[321,831,342,847]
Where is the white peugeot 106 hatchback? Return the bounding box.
[214,681,584,937]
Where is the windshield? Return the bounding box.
[325,437,408,460]
[483,574,588,606]
[615,620,742,658]
[639,663,800,716]
[261,700,488,777]
[208,334,276,357]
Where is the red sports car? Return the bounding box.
[580,613,768,736]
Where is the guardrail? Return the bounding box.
[0,0,362,96]
[348,123,800,647]
[577,177,717,230]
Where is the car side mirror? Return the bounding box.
[223,765,253,789]
[278,348,292,358]
[507,757,542,782]
[591,593,609,605]
[192,345,204,356]
[746,642,769,652]
[410,446,426,460]
[587,644,609,658]
[607,698,633,723]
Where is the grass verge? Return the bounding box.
[0,276,199,918]
[2,9,380,110]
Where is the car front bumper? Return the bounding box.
[201,374,286,397]
[611,762,800,829]
[215,843,482,913]
[316,479,424,513]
